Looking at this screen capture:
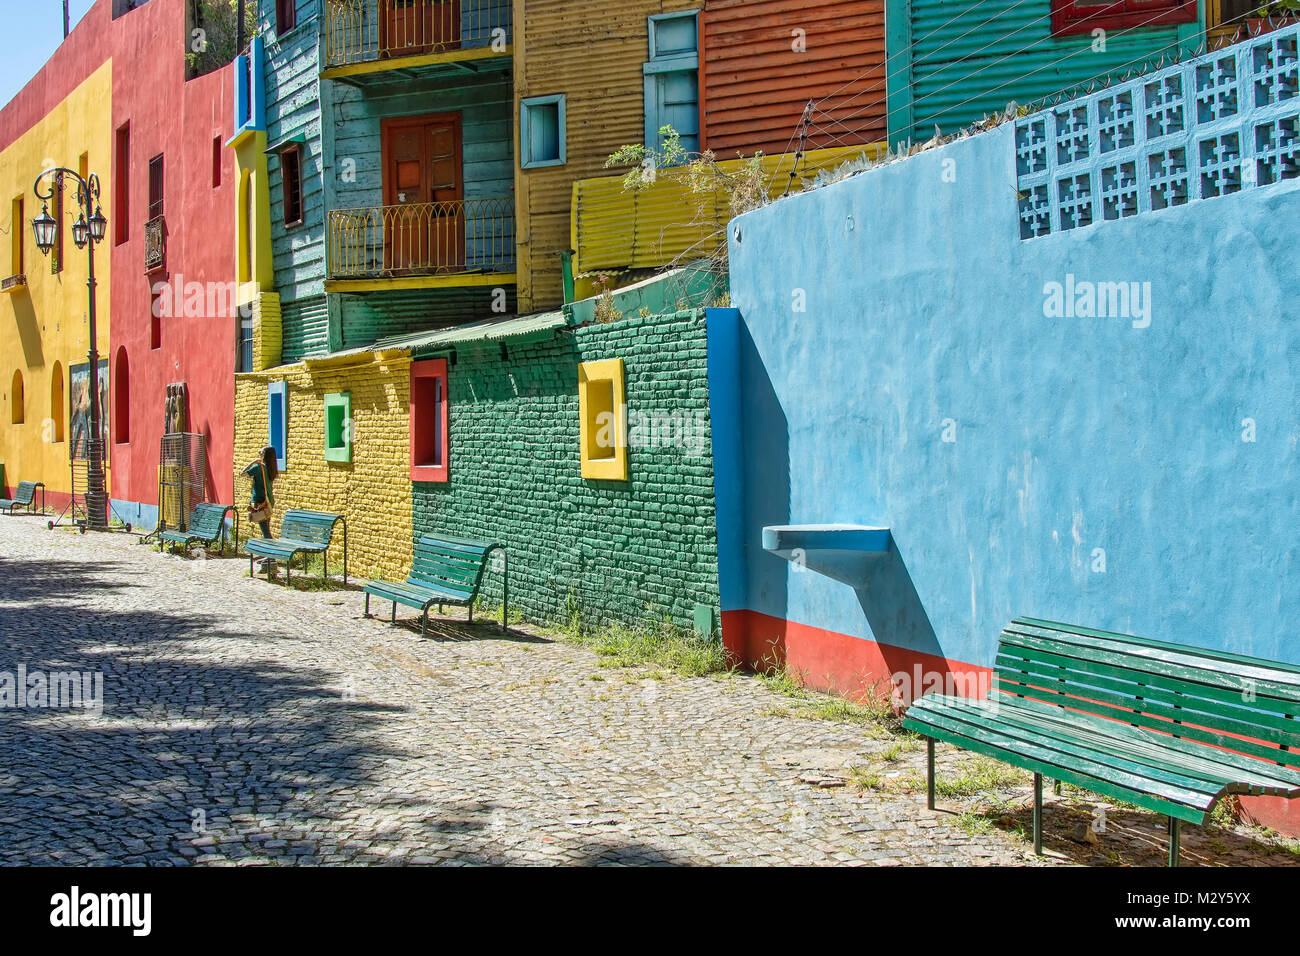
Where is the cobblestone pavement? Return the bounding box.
[1,517,1296,866]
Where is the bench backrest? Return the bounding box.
[13,481,38,504]
[994,618,1300,770]
[409,534,498,597]
[279,509,341,547]
[187,503,229,539]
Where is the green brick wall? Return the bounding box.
[412,308,718,633]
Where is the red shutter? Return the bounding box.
[1051,0,1198,37]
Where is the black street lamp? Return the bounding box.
[31,167,109,531]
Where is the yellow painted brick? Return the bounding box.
[234,352,414,582]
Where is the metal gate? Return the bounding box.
[157,432,207,533]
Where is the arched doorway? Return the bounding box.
[10,370,23,424]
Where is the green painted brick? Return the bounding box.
[412,309,719,632]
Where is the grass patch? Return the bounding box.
[934,756,1030,798]
[558,615,729,678]
[757,665,900,734]
[954,811,997,837]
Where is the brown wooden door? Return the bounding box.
[382,114,464,273]
[379,0,461,58]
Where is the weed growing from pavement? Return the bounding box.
[756,665,901,736]
[551,606,729,678]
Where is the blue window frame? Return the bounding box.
[268,381,287,472]
[521,94,566,169]
[644,11,700,158]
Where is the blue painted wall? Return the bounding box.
[725,78,1299,668]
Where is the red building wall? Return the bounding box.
[700,0,887,156]
[107,0,236,523]
[0,0,236,523]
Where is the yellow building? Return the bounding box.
[0,63,114,506]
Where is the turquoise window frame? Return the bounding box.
[520,94,566,169]
[324,391,352,463]
[644,11,700,160]
[268,381,287,472]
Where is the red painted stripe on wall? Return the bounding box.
[720,607,992,706]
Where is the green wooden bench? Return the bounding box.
[902,617,1300,866]
[0,481,45,515]
[363,534,507,635]
[245,509,347,586]
[158,503,237,555]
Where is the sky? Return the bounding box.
[0,0,97,111]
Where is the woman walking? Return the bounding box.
[244,445,278,571]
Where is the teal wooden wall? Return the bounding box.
[886,0,1206,145]
[331,62,515,210]
[339,286,519,349]
[260,0,331,357]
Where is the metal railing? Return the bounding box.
[144,215,165,273]
[327,197,515,278]
[324,0,511,69]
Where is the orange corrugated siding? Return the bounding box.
[701,0,886,156]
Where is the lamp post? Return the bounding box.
[31,167,109,531]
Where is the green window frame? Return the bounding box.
[324,391,351,463]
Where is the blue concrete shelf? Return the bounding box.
[762,524,892,587]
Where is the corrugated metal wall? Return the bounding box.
[339,286,518,349]
[902,0,1202,143]
[572,142,885,274]
[514,0,700,314]
[701,0,887,155]
[280,295,331,364]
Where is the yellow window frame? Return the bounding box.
[578,358,628,481]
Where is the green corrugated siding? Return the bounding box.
[281,295,331,363]
[906,0,1202,142]
[339,286,519,350]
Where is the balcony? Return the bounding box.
[144,216,166,273]
[326,198,515,290]
[323,0,511,78]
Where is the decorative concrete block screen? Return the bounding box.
[1016,24,1298,239]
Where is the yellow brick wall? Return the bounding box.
[233,351,414,581]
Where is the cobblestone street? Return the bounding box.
[0,517,1295,867]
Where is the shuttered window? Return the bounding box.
[1051,0,1198,36]
[644,12,700,158]
[520,95,565,169]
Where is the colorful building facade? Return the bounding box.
[720,23,1300,827]
[1,0,237,521]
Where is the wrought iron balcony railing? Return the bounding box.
[144,215,166,273]
[324,0,512,69]
[327,198,516,279]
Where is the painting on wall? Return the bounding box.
[70,360,110,462]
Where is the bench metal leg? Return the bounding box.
[421,608,428,637]
[364,593,371,618]
[391,602,396,624]
[1168,817,1181,867]
[467,601,473,623]
[926,737,935,811]
[501,548,509,633]
[1033,773,1044,856]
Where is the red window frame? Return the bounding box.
[1051,0,1198,37]
[410,358,449,483]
